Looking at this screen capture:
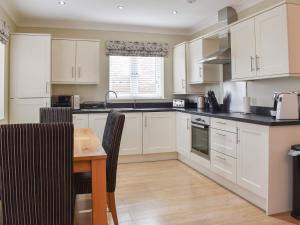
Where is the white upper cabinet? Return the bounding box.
[231,18,256,80]
[188,39,203,84]
[76,41,100,83]
[231,4,300,80]
[52,40,76,83]
[52,39,100,84]
[10,34,51,98]
[143,112,176,154]
[187,38,220,84]
[173,43,187,94]
[255,5,289,77]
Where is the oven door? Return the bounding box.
[191,122,210,160]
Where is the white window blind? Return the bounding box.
[0,42,5,120]
[109,56,164,99]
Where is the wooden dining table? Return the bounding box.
[73,128,108,225]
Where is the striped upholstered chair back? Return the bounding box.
[40,107,73,123]
[102,111,125,192]
[0,123,74,225]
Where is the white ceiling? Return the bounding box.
[0,0,263,35]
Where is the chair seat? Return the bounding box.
[74,172,92,194]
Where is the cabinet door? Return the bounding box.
[143,112,176,154]
[188,39,203,84]
[73,114,89,128]
[89,114,108,144]
[10,34,51,98]
[211,128,237,158]
[52,39,76,83]
[237,123,268,198]
[76,41,100,84]
[255,5,289,77]
[120,113,143,155]
[231,18,257,80]
[9,98,50,124]
[173,43,186,94]
[176,112,191,158]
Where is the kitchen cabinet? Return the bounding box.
[255,5,289,77]
[176,112,191,158]
[52,39,100,84]
[88,113,143,155]
[187,38,220,84]
[211,150,237,183]
[143,112,176,154]
[231,4,300,80]
[119,113,143,155]
[10,34,51,98]
[237,122,268,198]
[231,18,256,80]
[211,128,237,158]
[9,98,50,124]
[88,113,108,144]
[173,43,187,94]
[73,114,89,128]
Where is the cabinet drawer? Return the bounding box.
[211,150,237,183]
[211,128,237,158]
[211,118,237,133]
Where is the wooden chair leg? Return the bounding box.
[107,192,118,225]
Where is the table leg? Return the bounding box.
[92,159,107,225]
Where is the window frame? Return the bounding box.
[108,56,165,100]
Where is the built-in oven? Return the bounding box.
[191,115,210,160]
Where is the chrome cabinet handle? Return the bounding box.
[145,117,147,128]
[216,121,226,125]
[216,155,226,161]
[256,55,260,71]
[45,82,50,94]
[78,67,81,78]
[250,56,254,72]
[72,66,75,78]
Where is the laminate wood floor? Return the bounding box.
[75,160,300,225]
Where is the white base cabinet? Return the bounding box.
[143,112,176,154]
[119,113,143,155]
[88,113,108,144]
[176,112,191,158]
[237,122,268,198]
[9,98,50,124]
[73,114,89,128]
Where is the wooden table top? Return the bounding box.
[74,128,107,161]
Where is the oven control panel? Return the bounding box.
[191,115,210,126]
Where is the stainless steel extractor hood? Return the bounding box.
[200,7,237,64]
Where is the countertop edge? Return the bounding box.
[73,108,300,127]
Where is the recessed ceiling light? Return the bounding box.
[117,5,125,10]
[187,0,197,4]
[58,1,66,5]
[172,10,178,15]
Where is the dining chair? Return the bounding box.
[40,107,73,123]
[74,111,125,225]
[0,123,75,225]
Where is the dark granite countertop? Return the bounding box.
[73,107,300,126]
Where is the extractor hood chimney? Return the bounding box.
[200,7,237,64]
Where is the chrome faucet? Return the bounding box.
[104,90,118,108]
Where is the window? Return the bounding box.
[109,56,164,99]
[0,42,5,120]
